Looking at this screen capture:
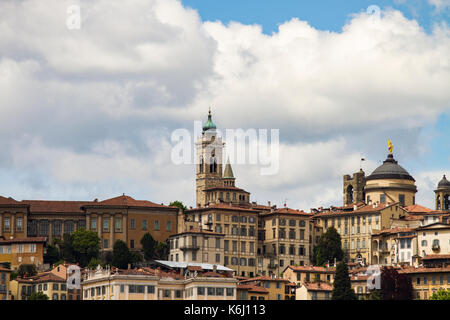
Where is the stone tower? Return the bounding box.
[195,110,224,207]
[435,175,450,210]
[343,169,366,205]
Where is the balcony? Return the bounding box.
[432,245,440,252]
[267,262,278,269]
[180,245,200,251]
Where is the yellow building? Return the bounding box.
[282,265,335,285]
[296,282,333,300]
[258,208,314,276]
[398,267,450,300]
[314,202,406,265]
[0,266,12,300]
[184,203,259,277]
[0,237,46,271]
[82,264,237,300]
[10,272,68,300]
[238,276,296,300]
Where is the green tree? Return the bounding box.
[88,257,104,270]
[314,227,344,266]
[430,288,450,300]
[332,260,357,300]
[112,240,131,269]
[130,251,143,264]
[169,201,187,211]
[71,228,101,267]
[44,244,60,266]
[60,233,75,263]
[366,289,382,300]
[18,264,38,278]
[140,233,157,261]
[27,292,49,300]
[156,241,169,260]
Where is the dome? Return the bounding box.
[438,175,450,189]
[366,154,415,182]
[202,109,216,132]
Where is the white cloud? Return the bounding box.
[0,0,448,210]
[428,0,450,11]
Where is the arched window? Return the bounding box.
[437,195,441,210]
[347,185,354,203]
[444,194,449,210]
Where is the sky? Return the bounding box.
[0,0,449,210]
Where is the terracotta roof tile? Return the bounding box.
[83,195,175,209]
[422,254,450,260]
[0,237,47,244]
[287,265,335,273]
[303,282,333,291]
[23,200,90,213]
[404,204,432,213]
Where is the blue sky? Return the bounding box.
[182,0,450,175]
[0,0,449,210]
[182,0,450,34]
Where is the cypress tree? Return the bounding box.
[332,260,357,300]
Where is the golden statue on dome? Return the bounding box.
[388,139,393,154]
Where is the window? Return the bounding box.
[18,244,24,253]
[64,220,74,235]
[53,284,59,291]
[142,219,147,230]
[216,253,220,262]
[4,218,10,231]
[380,194,386,203]
[53,220,62,236]
[226,288,234,296]
[207,287,215,296]
[399,194,405,206]
[39,220,49,236]
[154,220,160,230]
[116,219,121,231]
[166,221,172,231]
[120,285,125,293]
[130,219,135,229]
[91,218,97,230]
[52,293,58,300]
[29,243,36,253]
[130,240,135,249]
[216,288,224,296]
[147,285,155,294]
[104,239,109,249]
[197,287,205,295]
[16,218,23,231]
[224,240,229,252]
[103,218,109,231]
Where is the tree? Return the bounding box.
[140,233,158,261]
[88,257,104,270]
[169,201,187,211]
[366,289,382,300]
[60,233,75,263]
[156,241,169,260]
[332,260,357,300]
[380,267,413,300]
[314,227,344,266]
[112,240,131,269]
[430,289,450,300]
[44,244,60,266]
[71,228,101,267]
[18,264,38,278]
[27,292,49,300]
[130,251,143,264]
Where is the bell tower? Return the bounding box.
[195,109,224,207]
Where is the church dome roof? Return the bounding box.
[366,154,415,182]
[202,109,216,132]
[438,175,450,189]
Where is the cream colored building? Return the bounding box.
[314,202,406,265]
[296,282,333,300]
[371,227,416,266]
[417,223,450,258]
[283,265,335,285]
[82,264,237,300]
[168,229,225,265]
[10,272,68,300]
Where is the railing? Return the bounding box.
[180,245,200,251]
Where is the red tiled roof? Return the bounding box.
[0,237,47,244]
[203,186,250,194]
[237,284,269,293]
[83,195,175,209]
[422,254,450,260]
[18,272,66,283]
[372,227,415,236]
[404,204,432,213]
[398,267,450,274]
[23,200,90,213]
[186,203,259,213]
[269,208,313,216]
[287,265,335,273]
[0,196,27,207]
[303,282,333,291]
